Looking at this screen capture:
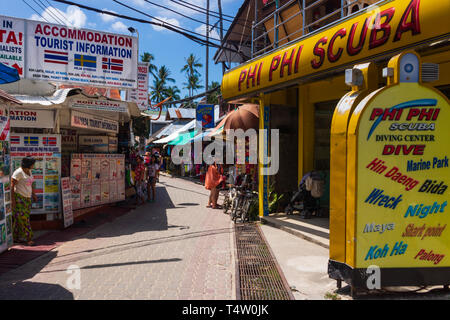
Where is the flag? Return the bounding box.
[74,54,96,68]
[24,136,39,146]
[10,136,20,144]
[44,50,68,65]
[43,137,57,146]
[102,58,123,71]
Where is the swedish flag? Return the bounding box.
[74,54,96,68]
[24,136,39,146]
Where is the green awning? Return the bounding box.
[167,130,197,145]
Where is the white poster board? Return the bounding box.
[60,177,73,228]
[128,62,149,110]
[0,16,25,79]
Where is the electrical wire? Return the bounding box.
[22,0,50,23]
[112,0,221,42]
[49,0,245,56]
[170,0,237,20]
[43,0,73,25]
[33,0,66,25]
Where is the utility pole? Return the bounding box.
[217,0,225,75]
[205,0,209,101]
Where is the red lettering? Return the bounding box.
[413,145,425,155]
[34,24,43,35]
[432,108,440,120]
[347,17,371,56]
[383,145,395,155]
[382,144,425,155]
[247,64,257,89]
[328,28,346,63]
[269,55,281,81]
[370,108,383,120]
[394,0,421,42]
[238,69,247,91]
[280,48,295,77]
[5,31,17,45]
[311,37,327,69]
[52,26,59,37]
[406,108,420,120]
[369,8,395,49]
[43,25,51,36]
[418,108,434,121]
[257,62,263,85]
[382,109,398,120]
[294,45,303,73]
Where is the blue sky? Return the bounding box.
[2,0,243,100]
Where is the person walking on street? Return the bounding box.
[205,162,223,209]
[134,156,146,205]
[11,156,37,246]
[146,155,158,202]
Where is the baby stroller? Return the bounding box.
[285,171,325,219]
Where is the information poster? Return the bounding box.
[352,53,450,270]
[60,177,73,228]
[10,133,61,214]
[0,106,12,254]
[71,153,125,209]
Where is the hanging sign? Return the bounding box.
[69,98,128,113]
[128,62,149,110]
[10,109,54,128]
[25,20,138,89]
[196,104,215,129]
[71,110,119,133]
[0,16,24,82]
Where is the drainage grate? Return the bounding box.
[235,223,294,300]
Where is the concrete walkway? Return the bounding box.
[0,175,235,300]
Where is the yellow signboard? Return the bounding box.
[221,0,450,100]
[347,51,450,271]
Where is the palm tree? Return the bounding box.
[166,86,180,103]
[150,66,177,104]
[157,65,175,85]
[207,81,221,104]
[181,54,203,97]
[140,52,157,78]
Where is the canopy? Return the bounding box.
[168,130,197,145]
[153,119,195,144]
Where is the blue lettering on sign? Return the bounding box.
[365,242,408,261]
[364,188,403,209]
[404,201,447,219]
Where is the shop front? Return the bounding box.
[220,0,450,289]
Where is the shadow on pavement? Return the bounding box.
[0,281,74,300]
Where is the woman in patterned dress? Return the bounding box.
[11,156,37,246]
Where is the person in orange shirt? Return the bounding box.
[205,162,223,209]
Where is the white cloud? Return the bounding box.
[99,9,117,23]
[29,5,87,28]
[195,24,220,41]
[111,21,129,33]
[131,0,148,7]
[151,17,181,32]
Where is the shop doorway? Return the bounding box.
[313,99,340,214]
[269,102,299,205]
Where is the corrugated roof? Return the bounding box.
[12,88,80,106]
[152,119,196,144]
[0,89,22,105]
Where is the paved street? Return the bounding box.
[0,175,235,300]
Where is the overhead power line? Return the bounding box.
[49,0,246,57]
[34,0,66,25]
[22,0,50,23]
[170,0,235,20]
[43,0,72,25]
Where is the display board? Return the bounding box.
[60,177,73,228]
[127,62,149,110]
[0,106,12,253]
[10,134,61,214]
[70,153,125,209]
[349,52,450,271]
[196,104,215,129]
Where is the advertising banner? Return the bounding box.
[0,16,24,82]
[69,98,128,113]
[10,109,54,128]
[70,153,125,209]
[128,62,149,110]
[10,133,61,214]
[25,20,138,88]
[60,177,73,228]
[71,110,119,133]
[348,52,450,271]
[0,106,12,254]
[196,104,215,129]
[78,135,109,153]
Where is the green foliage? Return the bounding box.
[207,81,221,105]
[181,54,203,97]
[248,198,259,221]
[268,183,284,213]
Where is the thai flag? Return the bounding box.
[102,58,123,72]
[44,50,68,65]
[10,136,20,144]
[43,137,57,146]
[24,136,39,146]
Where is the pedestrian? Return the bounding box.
[134,156,146,205]
[11,156,37,246]
[205,162,223,209]
[146,155,157,202]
